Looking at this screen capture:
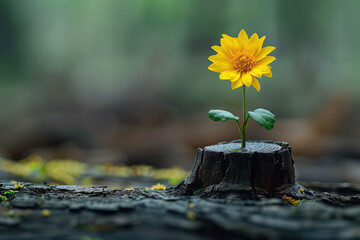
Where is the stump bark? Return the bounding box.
[175,140,303,199]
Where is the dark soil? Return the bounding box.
[0,181,360,240]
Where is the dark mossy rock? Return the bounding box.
[175,140,304,199]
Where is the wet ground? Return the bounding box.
[0,152,360,240]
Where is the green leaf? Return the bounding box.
[208,110,239,122]
[247,108,275,130]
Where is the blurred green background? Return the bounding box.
[0,0,359,182]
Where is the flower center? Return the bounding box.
[233,54,255,73]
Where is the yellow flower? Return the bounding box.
[208,29,276,91]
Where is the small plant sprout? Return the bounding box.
[208,29,276,148]
[0,195,8,202]
[0,190,18,202]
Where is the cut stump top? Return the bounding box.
[205,141,282,153]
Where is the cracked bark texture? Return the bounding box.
[175,140,303,199]
[0,181,360,240]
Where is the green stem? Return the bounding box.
[236,120,242,136]
[241,86,246,148]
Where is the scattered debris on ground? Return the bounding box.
[0,181,359,240]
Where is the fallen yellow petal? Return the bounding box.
[42,209,50,217]
[145,183,166,190]
[187,211,196,221]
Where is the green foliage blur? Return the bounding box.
[0,0,359,169]
[0,0,359,118]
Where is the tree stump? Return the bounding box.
[175,140,304,199]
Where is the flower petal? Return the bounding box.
[231,79,244,89]
[250,67,262,78]
[263,70,272,77]
[256,56,276,66]
[237,29,249,43]
[208,54,232,67]
[223,33,243,50]
[251,76,261,91]
[257,65,270,72]
[248,33,260,55]
[241,72,252,87]
[219,70,239,80]
[211,45,232,61]
[208,63,232,73]
[220,36,236,56]
[253,36,266,56]
[257,65,273,77]
[222,34,235,41]
[256,46,276,60]
[230,72,241,82]
[258,36,266,49]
